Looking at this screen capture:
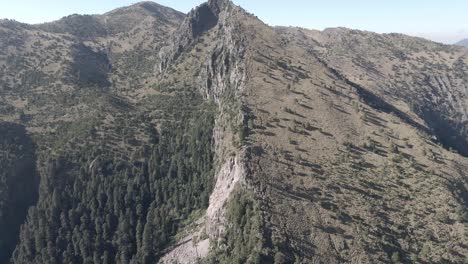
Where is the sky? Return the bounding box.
[0,0,467,44]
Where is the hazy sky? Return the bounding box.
[0,0,467,44]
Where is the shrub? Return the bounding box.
[391,252,400,263]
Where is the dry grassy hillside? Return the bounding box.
[280,27,468,157]
[237,18,468,263]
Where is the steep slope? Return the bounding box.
[0,123,39,264]
[0,1,184,135]
[154,2,468,263]
[1,3,213,264]
[238,24,468,263]
[285,27,468,156]
[0,1,467,264]
[156,1,252,262]
[36,1,183,38]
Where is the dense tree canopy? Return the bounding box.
[12,102,216,264]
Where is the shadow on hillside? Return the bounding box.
[0,122,39,263]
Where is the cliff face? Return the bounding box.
[157,2,251,262]
[0,1,467,263]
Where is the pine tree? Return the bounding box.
[141,206,155,264]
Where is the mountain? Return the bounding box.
[455,39,468,47]
[0,1,467,263]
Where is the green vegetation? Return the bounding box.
[391,252,400,263]
[12,96,217,263]
[52,116,99,152]
[207,187,264,264]
[0,123,38,264]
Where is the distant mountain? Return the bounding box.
[1,1,468,263]
[455,39,468,46]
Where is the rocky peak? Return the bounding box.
[158,0,238,72]
[207,0,232,14]
[186,0,233,38]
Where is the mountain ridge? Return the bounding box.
[455,38,468,47]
